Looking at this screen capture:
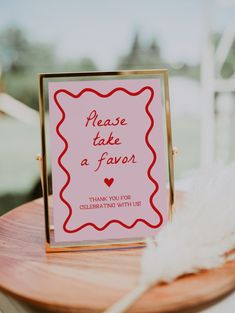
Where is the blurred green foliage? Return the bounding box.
[0,27,234,113]
[0,27,98,110]
[117,32,200,79]
[0,27,203,113]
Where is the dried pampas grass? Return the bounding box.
[104,163,235,313]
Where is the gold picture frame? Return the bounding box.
[38,69,174,252]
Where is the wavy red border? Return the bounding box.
[54,86,163,233]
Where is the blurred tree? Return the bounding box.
[0,27,57,110]
[117,32,164,69]
[5,41,57,109]
[0,27,56,73]
[0,27,29,72]
[117,32,200,79]
[0,26,98,111]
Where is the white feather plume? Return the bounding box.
[104,163,235,313]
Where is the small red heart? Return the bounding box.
[104,178,114,187]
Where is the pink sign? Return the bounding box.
[48,79,167,243]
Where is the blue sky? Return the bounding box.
[0,0,234,68]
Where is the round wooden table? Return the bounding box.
[1,193,235,313]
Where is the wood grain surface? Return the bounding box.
[0,192,235,313]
